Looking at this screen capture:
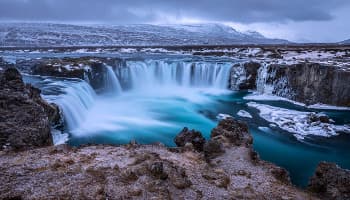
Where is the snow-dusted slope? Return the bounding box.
[0,23,288,47]
[341,39,350,44]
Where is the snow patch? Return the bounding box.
[308,103,350,111]
[247,102,350,139]
[237,110,253,118]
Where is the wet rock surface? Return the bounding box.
[308,162,350,200]
[0,68,57,150]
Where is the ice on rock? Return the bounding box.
[237,110,253,118]
[247,102,350,139]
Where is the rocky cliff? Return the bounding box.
[21,57,123,93]
[230,62,350,107]
[0,68,59,150]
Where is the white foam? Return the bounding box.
[51,129,69,145]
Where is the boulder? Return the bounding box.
[210,117,252,146]
[308,162,350,200]
[203,139,224,159]
[174,127,206,151]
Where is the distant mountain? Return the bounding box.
[0,23,289,47]
[340,39,350,44]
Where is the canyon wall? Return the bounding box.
[230,62,350,107]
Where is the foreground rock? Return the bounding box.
[0,68,58,150]
[308,162,350,200]
[0,118,317,199]
[174,127,206,151]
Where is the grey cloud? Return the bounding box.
[0,0,348,23]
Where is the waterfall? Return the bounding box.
[229,63,247,90]
[256,63,274,94]
[116,60,232,90]
[255,63,294,98]
[47,80,96,131]
[105,65,123,95]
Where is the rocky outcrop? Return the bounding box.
[210,117,253,147]
[22,57,123,92]
[0,117,317,199]
[230,61,261,90]
[308,162,350,200]
[174,127,206,151]
[0,57,15,71]
[261,63,350,106]
[230,62,350,107]
[0,68,58,150]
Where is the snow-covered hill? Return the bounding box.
[0,23,289,47]
[340,39,350,44]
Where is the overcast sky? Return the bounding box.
[0,0,349,42]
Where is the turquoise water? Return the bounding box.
[65,89,350,187]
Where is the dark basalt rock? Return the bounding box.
[174,127,206,151]
[309,113,331,124]
[263,63,350,107]
[230,62,350,107]
[0,57,15,72]
[240,62,261,90]
[210,117,252,147]
[270,166,291,184]
[0,68,55,150]
[203,139,224,159]
[29,57,125,92]
[308,162,350,200]
[32,61,85,79]
[230,61,261,90]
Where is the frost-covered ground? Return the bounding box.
[247,102,350,140]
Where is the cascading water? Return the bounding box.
[23,75,97,143]
[116,60,232,90]
[255,63,294,98]
[23,58,235,145]
[230,63,247,90]
[256,63,274,94]
[50,81,96,130]
[104,65,123,95]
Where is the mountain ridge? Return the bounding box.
[0,22,289,47]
